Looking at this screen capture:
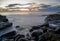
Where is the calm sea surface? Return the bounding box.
[0,11,56,34]
[0,12,55,27]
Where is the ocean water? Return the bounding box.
[0,11,56,35]
[5,12,55,27]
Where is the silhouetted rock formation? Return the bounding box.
[0,15,8,22]
[45,14,60,22]
[0,15,16,40]
[0,15,12,30]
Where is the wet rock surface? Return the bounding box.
[0,14,60,41]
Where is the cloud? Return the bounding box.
[40,4,51,8]
[47,5,60,12]
[0,0,60,6]
[39,5,60,12]
[38,0,60,2]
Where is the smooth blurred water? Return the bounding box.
[0,11,56,35]
[3,11,55,27]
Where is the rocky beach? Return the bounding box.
[0,11,60,41]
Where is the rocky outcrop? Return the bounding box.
[0,15,16,39]
[0,15,12,30]
[0,14,60,41]
[45,14,60,22]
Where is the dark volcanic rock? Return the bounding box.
[0,15,8,22]
[45,14,60,22]
[0,15,16,39]
[0,15,12,30]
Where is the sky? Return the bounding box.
[0,0,60,6]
